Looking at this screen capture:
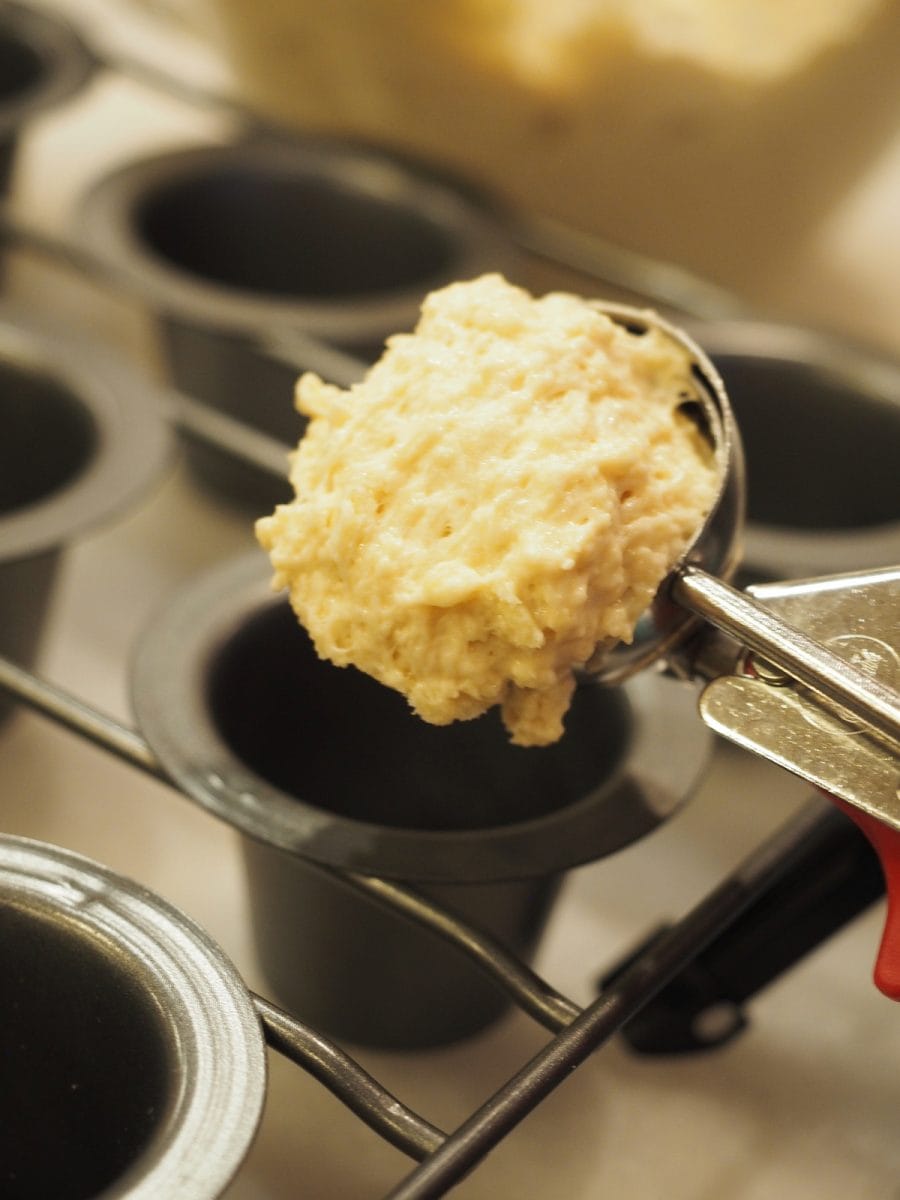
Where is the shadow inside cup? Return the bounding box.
[1,902,172,1198]
[132,552,711,1049]
[0,312,170,725]
[136,158,459,302]
[0,2,94,196]
[0,354,98,512]
[0,835,265,1200]
[76,138,520,512]
[214,601,628,1046]
[697,321,900,582]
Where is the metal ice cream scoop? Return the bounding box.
[582,306,899,770]
[586,304,900,997]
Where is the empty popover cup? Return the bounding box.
[0,309,170,723]
[0,2,94,195]
[692,320,900,582]
[0,834,266,1200]
[76,138,521,510]
[132,551,711,1048]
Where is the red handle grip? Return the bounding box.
[826,792,900,1000]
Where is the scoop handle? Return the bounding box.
[826,792,900,1000]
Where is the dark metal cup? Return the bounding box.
[0,311,170,724]
[133,551,711,1048]
[0,834,266,1199]
[0,2,94,195]
[690,319,900,583]
[76,137,520,511]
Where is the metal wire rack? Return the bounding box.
[2,3,899,1197]
[0,614,860,1199]
[0,246,854,1194]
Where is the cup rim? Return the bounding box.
[131,550,711,884]
[0,833,266,1199]
[0,2,95,139]
[74,137,519,343]
[0,308,172,562]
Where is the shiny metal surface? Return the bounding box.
[0,1,95,191]
[583,303,745,683]
[0,833,266,1199]
[73,136,517,506]
[75,138,516,345]
[684,318,900,581]
[0,308,171,560]
[0,308,170,723]
[0,647,650,1041]
[676,566,900,748]
[4,1,900,1192]
[386,796,841,1200]
[0,823,448,1171]
[128,549,711,1046]
[575,308,899,800]
[1,662,863,1193]
[252,993,447,1160]
[130,549,711,881]
[698,566,900,826]
[0,647,659,1033]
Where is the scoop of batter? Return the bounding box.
[256,274,717,745]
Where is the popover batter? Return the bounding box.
[256,274,717,745]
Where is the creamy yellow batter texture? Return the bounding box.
[256,274,717,745]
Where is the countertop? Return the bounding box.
[3,3,900,1197]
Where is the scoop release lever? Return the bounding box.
[696,566,900,998]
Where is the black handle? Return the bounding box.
[600,802,885,1054]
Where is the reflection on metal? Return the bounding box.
[699,566,900,827]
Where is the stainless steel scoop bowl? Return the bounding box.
[582,305,899,834]
[582,303,746,685]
